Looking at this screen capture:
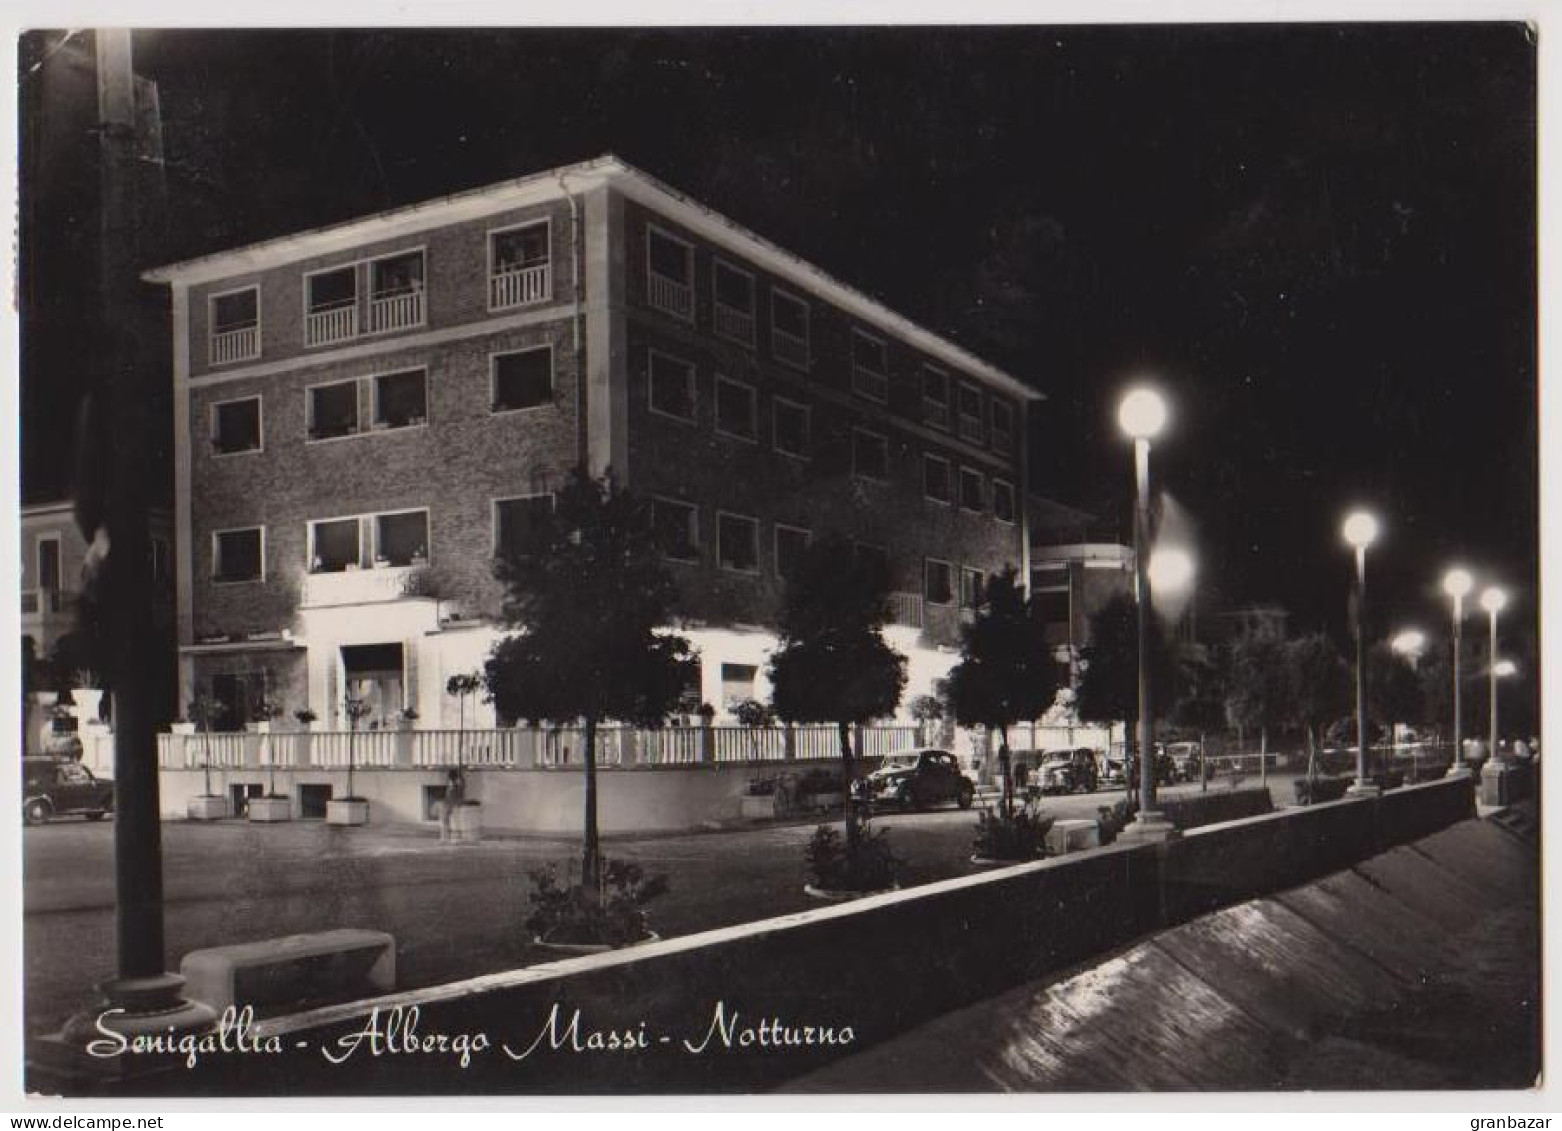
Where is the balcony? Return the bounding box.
[21,587,69,618]
[853,364,889,403]
[210,325,259,365]
[713,302,755,346]
[647,272,693,321]
[772,328,808,370]
[889,591,924,630]
[365,289,424,334]
[490,263,552,310]
[305,301,358,347]
[300,564,429,608]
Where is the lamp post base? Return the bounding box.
[1346,779,1382,798]
[1444,763,1472,780]
[1480,758,1511,807]
[59,973,218,1047]
[1118,811,1179,843]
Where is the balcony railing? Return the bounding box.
[713,302,755,345]
[158,722,926,771]
[647,272,693,321]
[365,290,424,334]
[772,328,808,369]
[853,365,889,403]
[210,325,260,365]
[889,591,924,630]
[490,263,552,309]
[305,302,358,347]
[299,564,428,608]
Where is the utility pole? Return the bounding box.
[55,28,214,1054]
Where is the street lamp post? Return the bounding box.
[1343,511,1380,797]
[1479,587,1508,801]
[1118,388,1176,842]
[1442,568,1473,778]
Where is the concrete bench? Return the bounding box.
[180,929,395,1012]
[1047,818,1101,856]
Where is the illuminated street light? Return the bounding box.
[1494,659,1518,678]
[1148,546,1196,594]
[1341,510,1380,797]
[1443,567,1474,778]
[1117,387,1175,843]
[1480,586,1508,792]
[1391,629,1426,660]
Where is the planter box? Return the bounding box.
[739,794,778,820]
[247,796,292,823]
[327,798,370,827]
[451,803,482,843]
[187,795,229,821]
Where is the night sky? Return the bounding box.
[20,25,1538,656]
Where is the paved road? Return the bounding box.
[22,782,1218,1039]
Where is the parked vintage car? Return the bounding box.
[1037,748,1101,795]
[862,748,976,810]
[23,756,114,825]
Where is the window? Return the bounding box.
[925,559,954,605]
[853,428,889,481]
[209,287,260,363]
[493,495,555,560]
[648,350,696,422]
[923,366,951,430]
[721,663,759,709]
[772,397,811,458]
[715,377,757,442]
[775,524,810,581]
[771,289,810,369]
[305,266,358,346]
[376,511,429,566]
[960,467,986,512]
[307,381,359,440]
[366,250,425,333]
[961,567,986,610]
[37,537,60,592]
[991,399,1015,456]
[923,454,952,504]
[308,511,429,572]
[490,221,552,309]
[712,260,755,345]
[646,226,694,321]
[652,498,699,562]
[851,330,889,402]
[717,512,760,573]
[993,478,1017,524]
[373,370,427,429]
[211,397,261,454]
[213,528,263,583]
[492,348,553,412]
[957,382,985,444]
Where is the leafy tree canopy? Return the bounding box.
[1075,592,1180,726]
[945,566,1059,735]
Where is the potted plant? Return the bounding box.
[971,799,1054,865]
[526,858,668,955]
[327,695,371,826]
[244,695,282,767]
[802,823,898,900]
[185,694,229,820]
[248,700,292,823]
[447,672,484,764]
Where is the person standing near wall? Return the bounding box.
[439,766,467,844]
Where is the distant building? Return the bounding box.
[143,156,1044,731]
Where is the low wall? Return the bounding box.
[70,774,1477,1098]
[158,760,887,835]
[1159,786,1272,829]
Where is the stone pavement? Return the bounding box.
[785,802,1540,1092]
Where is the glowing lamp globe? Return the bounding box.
[1493,660,1518,678]
[1442,568,1473,600]
[1341,511,1379,549]
[1391,630,1426,657]
[1147,546,1196,594]
[1118,389,1167,441]
[1480,587,1508,615]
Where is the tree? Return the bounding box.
[1367,643,1423,731]
[768,533,907,846]
[1283,633,1351,778]
[484,469,695,890]
[446,671,484,763]
[943,567,1059,816]
[907,693,945,745]
[1223,629,1288,775]
[1075,593,1181,729]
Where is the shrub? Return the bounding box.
[746,774,781,797]
[805,823,898,893]
[525,858,669,947]
[1096,796,1138,845]
[1293,776,1351,805]
[973,804,1055,861]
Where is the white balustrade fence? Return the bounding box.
[305,303,358,346]
[366,290,424,333]
[490,264,551,309]
[210,325,259,365]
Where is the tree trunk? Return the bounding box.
[1260,726,1269,785]
[998,724,1013,819]
[583,715,601,892]
[838,720,860,845]
[1306,724,1318,786]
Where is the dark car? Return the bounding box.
[23,757,114,825]
[863,748,976,811]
